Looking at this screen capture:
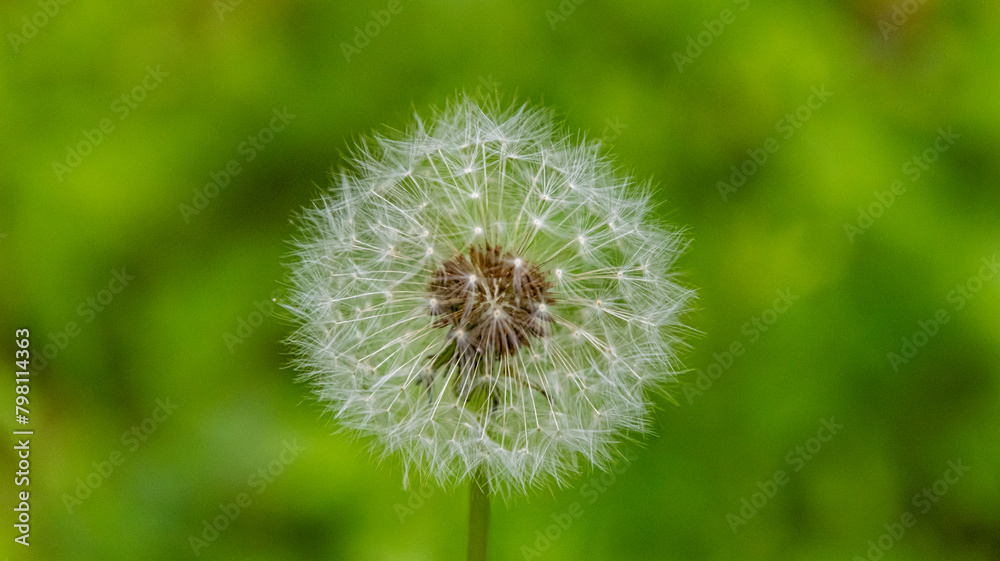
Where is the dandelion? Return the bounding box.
[285,96,693,559]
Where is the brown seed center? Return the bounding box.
[427,244,552,361]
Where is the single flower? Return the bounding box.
[286,97,693,499]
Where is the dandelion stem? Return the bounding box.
[466,471,490,561]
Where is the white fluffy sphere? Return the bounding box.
[286,97,693,494]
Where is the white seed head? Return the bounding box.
[286,96,693,495]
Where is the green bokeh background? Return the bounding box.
[2,1,998,559]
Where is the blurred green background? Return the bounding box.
[2,0,998,559]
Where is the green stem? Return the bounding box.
[466,471,490,561]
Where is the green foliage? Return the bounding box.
[1,0,997,559]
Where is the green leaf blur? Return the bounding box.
[1,0,997,560]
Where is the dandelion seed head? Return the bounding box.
[286,96,693,495]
